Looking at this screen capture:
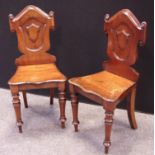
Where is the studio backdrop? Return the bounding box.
[0,0,153,113]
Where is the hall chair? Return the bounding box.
[8,5,67,133]
[69,9,147,153]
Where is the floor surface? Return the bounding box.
[0,88,153,155]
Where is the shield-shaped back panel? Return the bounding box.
[104,9,147,65]
[9,5,55,54]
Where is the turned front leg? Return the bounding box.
[104,111,114,154]
[12,93,23,133]
[71,93,79,132]
[58,83,66,128]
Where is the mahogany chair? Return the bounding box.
[8,5,67,133]
[69,9,147,153]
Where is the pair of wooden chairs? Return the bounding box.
[8,5,147,154]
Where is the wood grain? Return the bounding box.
[9,63,66,85]
[69,9,147,154]
[8,5,67,132]
[69,71,135,102]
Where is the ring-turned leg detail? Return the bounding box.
[12,94,23,133]
[71,93,79,132]
[58,89,66,128]
[104,111,114,154]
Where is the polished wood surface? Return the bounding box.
[9,63,66,84]
[104,9,147,66]
[69,9,147,154]
[103,9,147,81]
[103,60,139,81]
[22,90,28,108]
[9,5,54,54]
[8,5,67,132]
[50,88,54,105]
[15,53,56,66]
[9,5,56,66]
[69,71,134,102]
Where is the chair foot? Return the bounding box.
[73,122,79,132]
[103,110,114,154]
[17,121,23,133]
[25,105,28,108]
[60,118,66,128]
[104,142,111,154]
[61,121,65,128]
[105,147,109,154]
[18,125,22,133]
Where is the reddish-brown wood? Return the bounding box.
[127,85,137,129]
[104,10,147,66]
[69,71,135,102]
[10,85,23,133]
[8,5,67,132]
[104,110,114,154]
[9,5,54,55]
[50,88,54,105]
[9,64,66,84]
[58,83,67,128]
[69,9,147,153]
[22,91,28,108]
[70,84,79,131]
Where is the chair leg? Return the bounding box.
[50,88,54,105]
[10,86,23,133]
[104,110,114,154]
[70,87,79,132]
[58,83,66,128]
[22,91,28,108]
[127,86,137,129]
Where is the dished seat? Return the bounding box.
[69,71,135,102]
[9,63,67,85]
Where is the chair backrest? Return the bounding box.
[9,5,56,66]
[103,9,147,81]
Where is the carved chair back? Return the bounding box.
[103,9,147,81]
[9,5,55,66]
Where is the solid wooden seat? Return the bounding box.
[8,5,67,133]
[9,63,66,85]
[69,9,147,154]
[69,71,134,102]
